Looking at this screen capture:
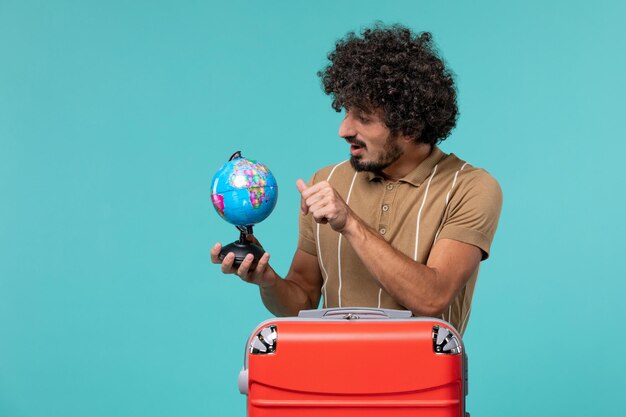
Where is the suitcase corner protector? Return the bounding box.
[238,368,249,395]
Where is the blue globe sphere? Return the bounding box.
[210,156,278,227]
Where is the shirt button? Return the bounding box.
[382,204,389,212]
[386,184,394,190]
[379,228,386,235]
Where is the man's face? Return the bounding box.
[339,108,403,173]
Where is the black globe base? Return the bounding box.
[219,240,265,269]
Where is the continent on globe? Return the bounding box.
[211,193,225,218]
[248,187,269,209]
[211,155,278,227]
[230,160,268,186]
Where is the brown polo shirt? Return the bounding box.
[298,146,502,334]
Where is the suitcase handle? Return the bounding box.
[298,307,412,319]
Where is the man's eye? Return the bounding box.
[355,112,370,123]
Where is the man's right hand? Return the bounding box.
[210,242,276,288]
[296,178,354,234]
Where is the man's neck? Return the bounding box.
[382,143,433,181]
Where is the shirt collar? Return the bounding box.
[365,146,447,187]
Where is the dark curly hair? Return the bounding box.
[318,23,458,146]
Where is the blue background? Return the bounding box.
[1,1,624,416]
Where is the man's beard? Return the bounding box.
[348,134,403,173]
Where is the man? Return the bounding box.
[211,24,502,335]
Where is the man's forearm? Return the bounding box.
[258,268,316,317]
[341,214,447,316]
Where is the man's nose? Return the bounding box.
[338,115,356,138]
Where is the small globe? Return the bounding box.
[210,155,278,227]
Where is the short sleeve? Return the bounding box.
[437,170,503,260]
[297,173,318,256]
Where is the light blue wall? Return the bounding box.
[1,1,624,416]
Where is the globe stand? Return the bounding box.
[218,225,265,269]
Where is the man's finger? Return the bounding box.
[220,252,236,273]
[210,243,223,264]
[237,254,255,277]
[296,179,309,215]
[253,252,271,278]
[308,196,334,216]
[296,179,308,193]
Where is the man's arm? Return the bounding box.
[210,243,323,317]
[258,249,323,316]
[342,215,481,316]
[297,179,481,316]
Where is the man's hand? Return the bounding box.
[210,242,276,288]
[296,179,353,233]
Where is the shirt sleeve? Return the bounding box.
[297,172,318,256]
[436,169,503,260]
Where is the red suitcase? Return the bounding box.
[238,308,468,417]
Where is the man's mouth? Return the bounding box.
[345,137,366,150]
[347,140,366,156]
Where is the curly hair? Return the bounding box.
[318,23,458,146]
